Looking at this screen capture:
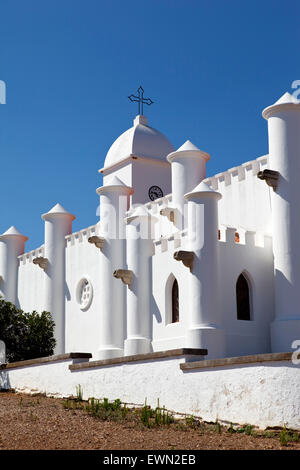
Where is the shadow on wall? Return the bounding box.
[150,261,162,331]
[65,281,71,301]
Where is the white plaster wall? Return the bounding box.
[206,156,272,233]
[151,235,190,351]
[2,357,300,430]
[65,226,101,355]
[103,163,132,189]
[17,247,45,313]
[218,233,275,356]
[13,153,275,360]
[151,223,274,357]
[132,159,171,205]
[144,194,177,240]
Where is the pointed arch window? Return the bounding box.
[172,279,179,323]
[236,273,251,320]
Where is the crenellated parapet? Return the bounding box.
[218,225,272,250]
[153,229,189,255]
[204,155,268,190]
[18,245,45,266]
[65,224,98,248]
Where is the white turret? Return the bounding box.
[262,92,300,352]
[167,141,210,228]
[95,176,133,359]
[0,226,28,304]
[124,206,156,355]
[42,203,75,354]
[184,181,225,358]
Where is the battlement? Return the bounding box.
[18,245,45,266]
[153,225,272,256]
[218,225,272,250]
[204,155,268,190]
[144,193,173,213]
[65,224,97,247]
[153,229,189,255]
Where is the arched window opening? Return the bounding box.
[172,279,179,323]
[236,273,251,320]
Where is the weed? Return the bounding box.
[245,424,254,435]
[82,396,128,423]
[141,399,152,427]
[121,403,128,419]
[62,399,72,409]
[280,427,299,446]
[103,397,109,410]
[76,385,83,402]
[185,415,196,428]
[155,399,162,426]
[236,424,254,435]
[280,427,289,446]
[112,399,121,411]
[261,431,275,438]
[216,421,221,434]
[228,422,235,434]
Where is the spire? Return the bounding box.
[177,140,201,152]
[96,176,134,195]
[105,176,129,187]
[167,141,210,163]
[0,226,28,240]
[274,91,300,105]
[42,203,75,221]
[184,181,222,200]
[262,91,300,119]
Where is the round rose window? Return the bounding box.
[76,278,93,311]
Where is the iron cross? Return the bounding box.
[128,86,154,115]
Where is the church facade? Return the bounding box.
[1,91,300,360]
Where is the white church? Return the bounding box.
[1,90,300,361]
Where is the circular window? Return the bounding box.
[76,278,93,311]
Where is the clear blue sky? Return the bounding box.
[0,0,299,249]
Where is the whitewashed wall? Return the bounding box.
[65,225,102,355]
[12,152,275,360]
[2,354,300,430]
[102,162,133,190]
[152,231,190,351]
[17,246,46,313]
[206,155,272,233]
[218,231,275,356]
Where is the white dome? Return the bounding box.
[104,115,174,168]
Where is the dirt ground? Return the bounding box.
[0,391,299,450]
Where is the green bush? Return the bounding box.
[0,298,56,362]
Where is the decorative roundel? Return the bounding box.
[148,185,163,201]
[76,278,93,311]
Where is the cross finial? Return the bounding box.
[128,86,154,116]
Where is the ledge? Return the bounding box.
[69,348,207,371]
[3,352,92,370]
[180,352,293,371]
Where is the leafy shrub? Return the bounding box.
[0,298,56,362]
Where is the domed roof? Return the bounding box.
[104,115,174,168]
